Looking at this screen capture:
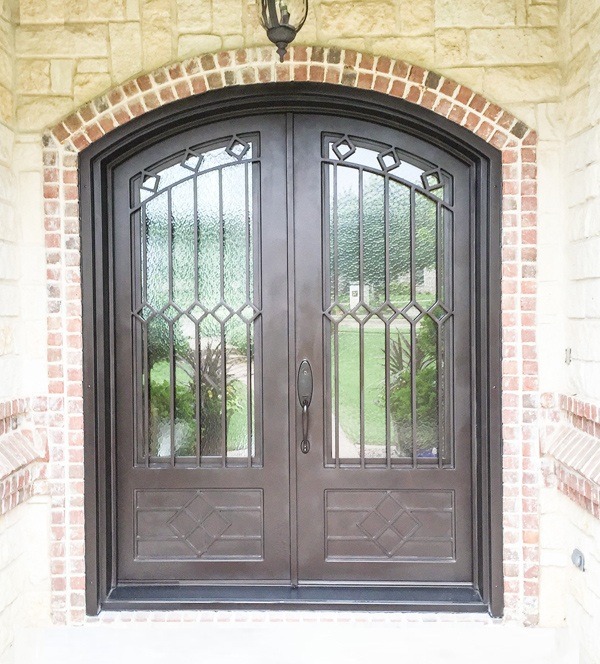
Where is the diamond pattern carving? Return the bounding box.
[168,493,231,556]
[357,492,421,557]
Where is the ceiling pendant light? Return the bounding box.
[260,0,308,62]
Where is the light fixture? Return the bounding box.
[260,0,308,62]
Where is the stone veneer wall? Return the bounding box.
[0,399,50,664]
[561,0,600,402]
[43,46,539,625]
[539,394,600,664]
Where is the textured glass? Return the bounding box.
[333,318,361,459]
[415,193,437,310]
[326,137,451,465]
[136,139,257,466]
[414,317,438,457]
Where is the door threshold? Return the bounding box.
[102,584,487,613]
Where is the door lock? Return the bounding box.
[297,360,313,454]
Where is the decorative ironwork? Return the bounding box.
[324,135,454,466]
[133,136,261,468]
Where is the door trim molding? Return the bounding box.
[78,82,503,617]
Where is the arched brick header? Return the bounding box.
[42,46,539,625]
[49,46,536,152]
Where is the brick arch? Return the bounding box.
[49,46,535,151]
[42,46,539,625]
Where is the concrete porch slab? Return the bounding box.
[9,615,576,664]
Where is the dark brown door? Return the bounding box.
[112,111,473,588]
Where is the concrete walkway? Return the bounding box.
[11,616,576,664]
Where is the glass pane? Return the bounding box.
[136,138,258,466]
[362,172,385,309]
[325,138,452,466]
[415,316,438,458]
[415,192,437,311]
[335,317,361,459]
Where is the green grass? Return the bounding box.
[150,360,249,453]
[336,326,388,445]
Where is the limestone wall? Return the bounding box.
[540,487,600,664]
[562,0,600,401]
[0,496,51,664]
[13,0,561,133]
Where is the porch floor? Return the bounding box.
[10,614,575,664]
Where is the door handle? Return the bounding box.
[297,360,313,454]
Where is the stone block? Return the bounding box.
[0,84,12,125]
[483,65,561,103]
[177,0,212,33]
[370,36,435,67]
[212,0,244,34]
[0,164,14,206]
[16,95,73,131]
[126,0,140,20]
[0,283,20,316]
[109,22,143,82]
[0,241,17,279]
[141,0,174,71]
[73,72,112,106]
[0,325,14,357]
[468,28,558,65]
[17,59,50,94]
[0,46,11,90]
[400,0,433,35]
[570,0,598,33]
[77,59,110,74]
[17,171,43,245]
[16,25,109,57]
[18,0,65,24]
[177,34,222,60]
[527,3,559,27]
[0,125,12,170]
[320,1,397,38]
[435,0,517,27]
[435,29,468,68]
[50,59,74,95]
[64,0,126,22]
[0,199,13,232]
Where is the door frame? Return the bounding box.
[80,82,503,616]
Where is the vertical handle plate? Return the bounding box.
[298,360,313,454]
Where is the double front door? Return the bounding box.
[113,112,473,588]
